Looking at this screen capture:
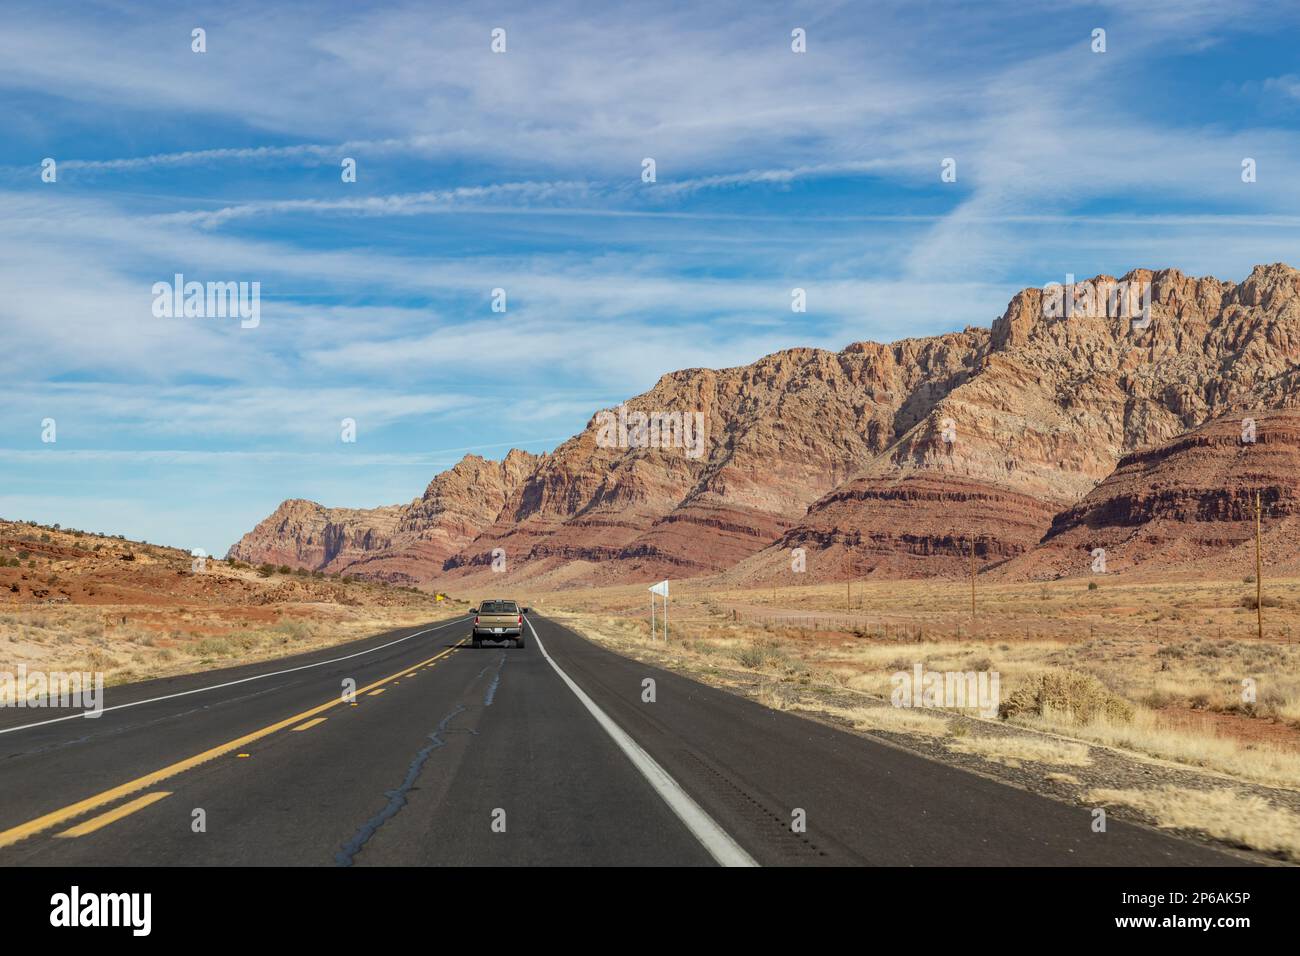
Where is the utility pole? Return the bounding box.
[1256,490,1263,641]
[969,535,977,623]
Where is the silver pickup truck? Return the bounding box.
[470,599,529,648]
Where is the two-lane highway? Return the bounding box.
[0,613,1256,866]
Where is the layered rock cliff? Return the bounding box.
[230,263,1300,587]
[228,451,538,583]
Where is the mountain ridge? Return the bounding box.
[228,263,1300,587]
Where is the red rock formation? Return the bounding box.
[1002,409,1300,579]
[444,335,986,586]
[738,263,1300,582]
[227,452,538,583]
[231,263,1300,587]
[226,499,404,573]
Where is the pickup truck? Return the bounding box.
[470,600,529,648]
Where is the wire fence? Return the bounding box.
[626,606,1298,644]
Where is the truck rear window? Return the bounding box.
[480,601,518,614]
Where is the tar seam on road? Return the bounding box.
[483,653,507,707]
[334,704,467,867]
[525,617,759,867]
[0,613,473,738]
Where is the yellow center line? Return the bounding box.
[55,791,172,838]
[0,642,463,849]
[367,688,386,697]
[291,717,328,732]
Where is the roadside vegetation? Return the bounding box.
[537,575,1300,862]
[0,518,467,692]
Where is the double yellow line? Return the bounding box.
[0,641,463,850]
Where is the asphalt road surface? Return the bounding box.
[0,614,1256,866]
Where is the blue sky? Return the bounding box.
[3,0,1300,556]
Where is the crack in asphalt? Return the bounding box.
[334,651,508,866]
[334,704,466,867]
[483,653,506,707]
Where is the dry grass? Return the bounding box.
[536,582,1300,859]
[794,701,953,737]
[1089,785,1300,860]
[754,683,794,711]
[0,601,461,697]
[947,734,1093,768]
[1022,707,1300,790]
[543,577,1300,792]
[0,518,460,689]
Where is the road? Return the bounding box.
[0,613,1255,866]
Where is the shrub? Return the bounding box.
[999,669,1134,724]
[1141,688,1179,709]
[195,637,232,657]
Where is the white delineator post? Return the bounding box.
[649,579,670,642]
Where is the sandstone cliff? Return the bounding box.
[230,263,1300,586]
[228,451,538,583]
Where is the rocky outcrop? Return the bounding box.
[227,452,538,582]
[734,263,1300,582]
[231,263,1300,586]
[443,334,987,585]
[226,499,404,572]
[726,475,1061,583]
[1001,409,1300,579]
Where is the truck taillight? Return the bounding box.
[474,616,480,625]
[517,615,522,624]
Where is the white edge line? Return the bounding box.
[526,616,759,868]
[0,616,472,736]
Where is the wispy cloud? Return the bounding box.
[154,180,594,227]
[5,0,1300,552]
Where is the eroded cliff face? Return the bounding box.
[1000,409,1300,580]
[731,263,1300,583]
[445,334,988,584]
[232,263,1300,587]
[227,452,539,583]
[227,499,404,572]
